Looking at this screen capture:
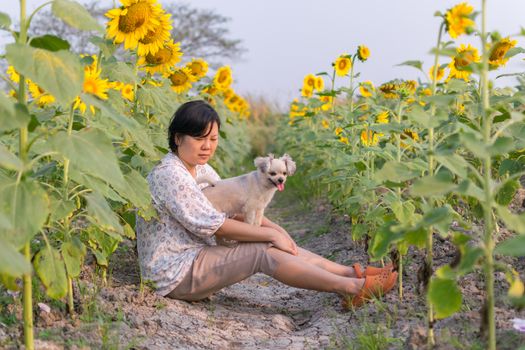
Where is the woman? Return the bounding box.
[136,100,397,308]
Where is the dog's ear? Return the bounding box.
[281,154,296,175]
[254,156,270,173]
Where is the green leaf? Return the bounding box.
[69,167,125,203]
[428,277,462,319]
[47,129,125,189]
[396,60,423,70]
[0,95,29,131]
[369,222,404,260]
[456,246,484,276]
[52,0,104,33]
[495,179,520,206]
[391,200,416,225]
[0,143,23,171]
[5,44,83,106]
[488,136,515,156]
[85,192,123,234]
[495,205,525,234]
[0,178,50,248]
[495,234,525,256]
[112,169,151,209]
[460,131,486,158]
[34,246,68,299]
[61,238,85,278]
[410,172,456,197]
[30,34,71,51]
[49,196,76,222]
[435,154,469,179]
[0,239,31,277]
[102,61,139,84]
[456,179,485,202]
[421,206,453,227]
[375,161,421,183]
[0,12,11,30]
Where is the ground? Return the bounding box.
[1,191,525,349]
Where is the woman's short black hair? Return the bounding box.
[168,100,221,152]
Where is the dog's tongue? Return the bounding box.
[277,183,285,192]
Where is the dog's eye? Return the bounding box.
[269,172,277,176]
[283,172,287,175]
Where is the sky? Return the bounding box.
[2,0,525,108]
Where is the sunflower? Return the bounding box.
[138,40,182,75]
[301,86,313,98]
[334,55,352,77]
[186,58,209,80]
[335,127,343,136]
[360,129,379,147]
[82,71,110,100]
[168,67,195,94]
[321,119,329,129]
[445,2,475,39]
[489,37,517,68]
[357,45,370,62]
[121,83,134,100]
[303,74,316,89]
[359,81,375,97]
[379,83,399,99]
[400,129,419,148]
[213,66,233,90]
[315,76,324,91]
[289,99,306,118]
[420,88,432,96]
[201,84,219,96]
[136,10,172,56]
[376,110,389,124]
[339,136,350,145]
[6,66,20,83]
[447,44,480,81]
[28,81,55,107]
[428,65,445,81]
[105,0,165,51]
[320,95,333,111]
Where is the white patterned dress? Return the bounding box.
[136,152,226,296]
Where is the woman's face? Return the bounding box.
[175,122,219,168]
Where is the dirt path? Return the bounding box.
[3,191,525,349]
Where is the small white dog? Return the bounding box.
[198,154,296,226]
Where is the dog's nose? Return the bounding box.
[277,178,284,183]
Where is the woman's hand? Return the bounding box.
[270,229,298,256]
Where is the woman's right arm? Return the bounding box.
[216,218,298,255]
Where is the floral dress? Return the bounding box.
[136,152,226,296]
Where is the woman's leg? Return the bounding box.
[294,247,357,277]
[267,247,364,296]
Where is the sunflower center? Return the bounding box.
[146,47,172,65]
[140,27,160,44]
[490,44,510,61]
[170,71,188,86]
[218,72,229,84]
[190,62,203,75]
[118,2,151,33]
[456,51,476,67]
[338,60,347,70]
[84,78,99,95]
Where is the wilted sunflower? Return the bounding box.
[428,65,445,82]
[168,67,195,94]
[489,37,517,68]
[445,2,475,39]
[138,40,182,75]
[186,58,209,80]
[447,44,480,81]
[136,10,172,56]
[360,129,379,147]
[379,83,399,99]
[28,81,55,107]
[315,76,324,91]
[359,81,375,97]
[357,45,370,61]
[214,66,233,90]
[334,55,352,77]
[105,0,165,51]
[400,129,419,148]
[376,110,389,124]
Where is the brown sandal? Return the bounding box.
[353,262,393,278]
[342,269,398,309]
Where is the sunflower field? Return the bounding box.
[0,0,253,349]
[279,1,525,349]
[1,0,525,349]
